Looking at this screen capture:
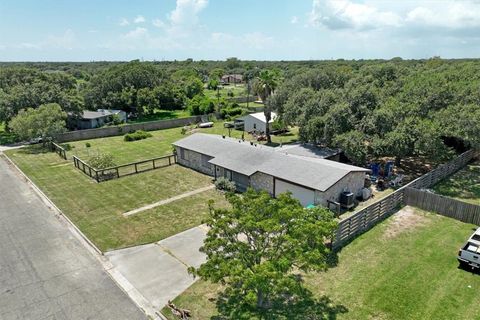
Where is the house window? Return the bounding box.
[253,123,257,129]
[180,148,186,160]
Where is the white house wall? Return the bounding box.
[243,115,267,133]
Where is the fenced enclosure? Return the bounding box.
[50,142,67,160]
[73,154,177,182]
[405,187,480,225]
[332,149,476,249]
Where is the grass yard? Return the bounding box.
[162,207,480,320]
[64,121,300,164]
[433,161,480,205]
[4,147,229,251]
[128,109,191,124]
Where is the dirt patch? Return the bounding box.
[383,206,430,239]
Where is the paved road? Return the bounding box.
[106,225,208,311]
[0,155,146,320]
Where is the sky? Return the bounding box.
[0,0,480,61]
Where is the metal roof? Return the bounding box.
[173,134,369,192]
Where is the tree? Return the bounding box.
[9,103,66,143]
[191,189,337,318]
[253,70,281,143]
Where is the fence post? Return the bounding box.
[116,167,120,179]
[95,170,99,182]
[134,163,138,173]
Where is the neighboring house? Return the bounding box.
[70,109,127,130]
[173,133,369,207]
[237,112,277,133]
[221,74,243,85]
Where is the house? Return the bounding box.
[220,74,243,85]
[173,133,370,207]
[71,109,127,130]
[237,112,277,133]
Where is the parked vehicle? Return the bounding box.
[458,227,480,269]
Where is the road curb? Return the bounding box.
[1,152,167,320]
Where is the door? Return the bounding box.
[275,179,315,207]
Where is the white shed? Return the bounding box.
[239,112,277,133]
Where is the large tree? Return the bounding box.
[9,103,66,144]
[191,189,337,318]
[253,70,280,143]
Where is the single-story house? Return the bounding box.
[221,74,243,85]
[71,109,127,130]
[237,112,277,133]
[173,133,370,207]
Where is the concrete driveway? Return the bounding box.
[105,225,208,311]
[0,155,146,320]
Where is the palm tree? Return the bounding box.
[253,70,279,143]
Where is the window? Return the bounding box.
[180,148,186,160]
[253,123,257,129]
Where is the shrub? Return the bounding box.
[215,177,236,193]
[220,107,243,118]
[85,142,91,148]
[61,143,72,151]
[88,153,116,169]
[124,130,153,142]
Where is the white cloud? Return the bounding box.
[124,27,148,39]
[119,18,130,26]
[291,16,298,24]
[169,0,208,26]
[44,29,76,50]
[308,0,480,32]
[406,2,480,29]
[152,19,165,28]
[10,29,77,51]
[309,0,402,30]
[134,15,146,24]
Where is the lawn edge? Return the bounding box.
[1,151,169,320]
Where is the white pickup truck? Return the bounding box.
[458,227,480,269]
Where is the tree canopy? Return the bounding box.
[192,189,337,319]
[9,103,66,143]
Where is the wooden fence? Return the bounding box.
[332,149,476,249]
[405,188,480,225]
[50,142,67,160]
[73,154,177,182]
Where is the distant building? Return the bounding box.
[220,74,243,85]
[69,109,127,130]
[236,112,277,133]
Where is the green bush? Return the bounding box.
[215,177,236,193]
[85,142,91,148]
[220,107,243,118]
[124,130,153,142]
[88,153,116,169]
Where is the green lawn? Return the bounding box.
[64,121,299,164]
[433,161,480,205]
[128,109,191,124]
[205,85,247,100]
[162,207,480,320]
[4,147,229,251]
